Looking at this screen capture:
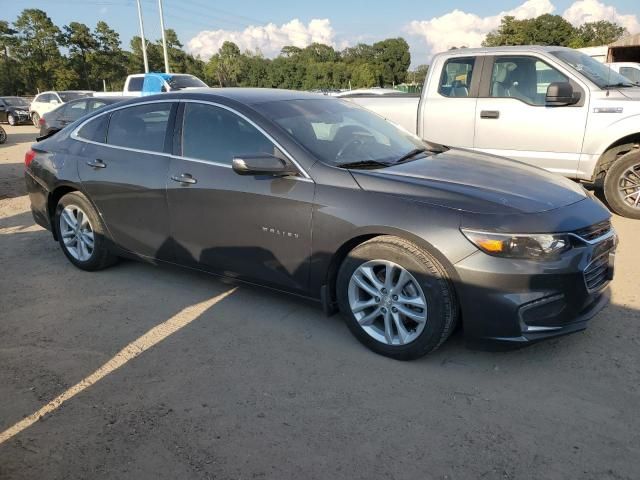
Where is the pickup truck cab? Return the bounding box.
[608,62,640,85]
[345,46,640,218]
[98,73,208,98]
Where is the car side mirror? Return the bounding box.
[232,154,298,177]
[546,82,578,106]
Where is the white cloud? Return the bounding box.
[187,18,335,59]
[406,0,639,58]
[406,0,555,56]
[562,0,639,33]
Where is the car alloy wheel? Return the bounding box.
[8,114,16,126]
[618,162,640,210]
[348,259,428,346]
[58,205,95,262]
[31,113,40,127]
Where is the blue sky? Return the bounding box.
[3,0,639,63]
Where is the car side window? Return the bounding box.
[76,115,109,143]
[106,103,172,152]
[438,57,475,98]
[128,77,144,92]
[490,56,569,106]
[66,101,88,121]
[619,67,640,84]
[181,103,276,165]
[38,94,51,103]
[91,100,107,111]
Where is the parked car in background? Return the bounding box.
[0,97,31,125]
[607,62,640,85]
[39,96,134,137]
[30,91,94,127]
[99,73,208,97]
[344,46,640,219]
[25,89,615,359]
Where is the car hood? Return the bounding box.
[350,149,587,214]
[619,87,640,100]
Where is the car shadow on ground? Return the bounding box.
[0,163,26,199]
[0,131,38,146]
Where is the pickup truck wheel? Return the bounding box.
[604,149,640,219]
[31,113,40,127]
[336,236,458,360]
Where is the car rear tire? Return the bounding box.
[55,192,117,271]
[604,149,640,219]
[31,113,40,128]
[336,236,458,360]
[7,114,16,126]
[0,127,6,144]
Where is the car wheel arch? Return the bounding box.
[322,227,462,314]
[593,133,640,184]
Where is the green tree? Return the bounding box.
[206,41,243,86]
[571,21,627,47]
[12,9,64,93]
[0,20,22,95]
[92,21,128,91]
[372,38,411,86]
[62,22,97,89]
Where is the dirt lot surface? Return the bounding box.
[0,124,638,479]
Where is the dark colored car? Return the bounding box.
[0,96,31,125]
[24,89,616,359]
[39,96,133,136]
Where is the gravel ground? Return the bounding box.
[0,124,638,480]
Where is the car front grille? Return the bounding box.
[583,233,616,292]
[574,220,611,242]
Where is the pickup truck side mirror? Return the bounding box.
[232,154,299,177]
[546,82,579,107]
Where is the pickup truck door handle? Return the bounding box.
[86,159,106,169]
[480,110,500,119]
[171,173,197,185]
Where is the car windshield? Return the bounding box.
[2,97,29,107]
[167,75,207,90]
[253,98,430,168]
[59,91,92,102]
[551,50,634,88]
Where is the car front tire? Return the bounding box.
[604,149,640,219]
[31,112,40,127]
[7,114,16,126]
[55,192,117,271]
[337,236,458,360]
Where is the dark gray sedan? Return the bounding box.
[24,89,616,359]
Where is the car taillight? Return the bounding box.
[24,149,36,168]
[39,117,46,126]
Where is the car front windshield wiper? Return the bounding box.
[603,82,635,89]
[394,148,428,164]
[335,160,391,169]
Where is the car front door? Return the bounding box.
[166,101,315,293]
[473,55,589,177]
[76,101,176,259]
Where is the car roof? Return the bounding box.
[159,87,330,105]
[436,45,576,56]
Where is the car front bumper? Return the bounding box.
[10,111,31,124]
[453,228,616,349]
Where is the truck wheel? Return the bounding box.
[604,149,640,219]
[31,113,40,127]
[336,236,458,360]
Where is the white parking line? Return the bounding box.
[0,287,238,445]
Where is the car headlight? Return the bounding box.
[461,229,571,260]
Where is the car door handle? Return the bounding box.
[480,110,500,119]
[86,159,106,169]
[171,173,197,185]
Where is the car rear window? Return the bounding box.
[106,103,172,152]
[128,77,144,92]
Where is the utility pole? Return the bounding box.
[136,0,149,73]
[158,0,170,73]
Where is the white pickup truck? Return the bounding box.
[344,46,640,218]
[98,73,208,97]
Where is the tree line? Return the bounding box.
[0,8,629,96]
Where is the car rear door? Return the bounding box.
[473,55,589,177]
[76,101,177,259]
[166,101,315,293]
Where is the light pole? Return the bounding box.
[136,0,149,73]
[158,0,170,73]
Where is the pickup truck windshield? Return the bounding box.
[253,98,428,168]
[167,75,207,90]
[551,50,634,88]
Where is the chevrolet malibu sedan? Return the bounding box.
[24,89,616,360]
